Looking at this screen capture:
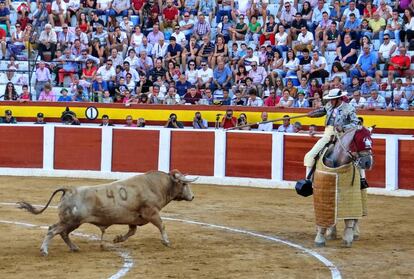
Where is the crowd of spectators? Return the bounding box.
[0,0,413,111]
[0,107,311,134]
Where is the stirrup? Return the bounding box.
[360,178,369,189]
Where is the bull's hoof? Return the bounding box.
[314,241,326,247]
[70,246,80,252]
[40,249,48,257]
[113,235,125,243]
[353,235,360,241]
[342,240,353,248]
[162,240,171,247]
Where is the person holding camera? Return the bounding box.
[164,113,184,129]
[220,109,237,129]
[237,113,251,130]
[61,107,80,125]
[192,112,208,129]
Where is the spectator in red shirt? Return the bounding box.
[132,0,145,20]
[264,90,281,106]
[0,27,6,59]
[221,109,237,129]
[375,46,413,84]
[160,0,179,31]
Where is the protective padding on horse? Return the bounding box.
[313,160,363,227]
[313,170,336,227]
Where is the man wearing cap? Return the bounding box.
[0,110,17,124]
[304,88,359,177]
[34,113,46,124]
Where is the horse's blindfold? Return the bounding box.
[350,127,373,153]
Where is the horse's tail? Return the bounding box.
[16,188,67,215]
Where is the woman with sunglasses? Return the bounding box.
[185,60,198,85]
[8,24,25,57]
[81,59,97,83]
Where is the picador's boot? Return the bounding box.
[360,178,369,189]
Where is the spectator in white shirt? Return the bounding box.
[378,34,397,64]
[309,50,329,83]
[257,112,273,131]
[49,0,67,27]
[293,26,314,55]
[246,88,264,106]
[97,60,116,82]
[277,89,294,107]
[151,37,169,59]
[197,62,213,89]
[349,91,367,109]
[366,90,386,110]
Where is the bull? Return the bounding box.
[17,170,196,256]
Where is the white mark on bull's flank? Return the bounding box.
[162,217,342,279]
[106,188,115,203]
[0,218,134,279]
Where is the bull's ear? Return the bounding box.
[169,169,181,182]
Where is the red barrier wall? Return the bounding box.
[398,140,414,190]
[365,139,386,188]
[170,131,215,176]
[283,135,319,181]
[225,133,272,179]
[0,126,43,168]
[112,129,160,172]
[54,127,102,170]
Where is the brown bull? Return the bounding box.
[17,170,196,256]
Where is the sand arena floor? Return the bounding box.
[0,176,413,279]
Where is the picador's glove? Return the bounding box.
[307,108,326,118]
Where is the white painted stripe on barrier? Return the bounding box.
[385,136,399,191]
[158,129,171,172]
[0,219,134,279]
[214,130,226,178]
[101,127,113,172]
[43,125,55,170]
[163,217,342,279]
[1,202,341,279]
[272,132,284,181]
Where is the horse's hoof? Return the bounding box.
[315,241,326,247]
[342,240,352,248]
[326,233,337,240]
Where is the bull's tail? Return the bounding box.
[17,188,67,215]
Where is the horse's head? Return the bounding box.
[349,127,374,170]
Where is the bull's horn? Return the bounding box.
[180,176,198,183]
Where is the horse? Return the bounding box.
[313,127,374,248]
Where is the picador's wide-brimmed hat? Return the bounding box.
[323,89,347,100]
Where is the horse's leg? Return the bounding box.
[353,219,360,240]
[315,226,327,247]
[343,219,355,247]
[326,224,337,240]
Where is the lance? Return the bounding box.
[226,113,309,131]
